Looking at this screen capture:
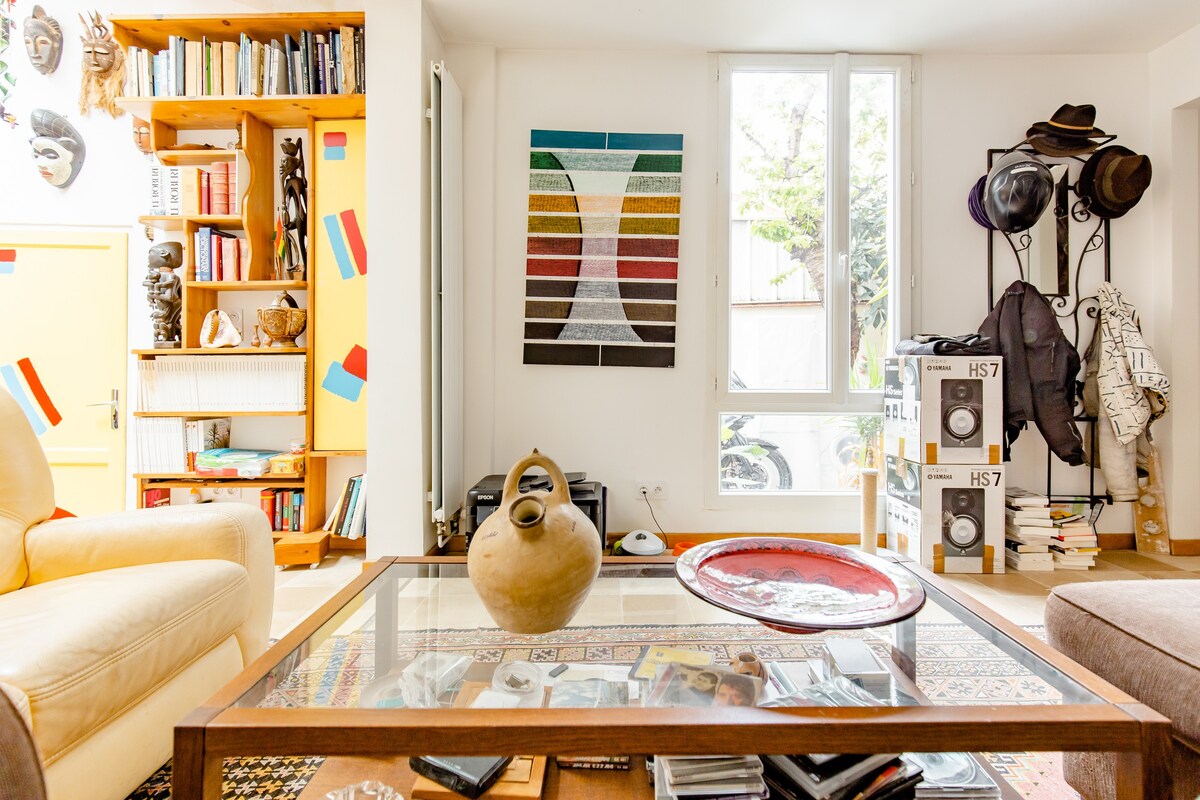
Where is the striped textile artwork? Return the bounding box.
[525,129,682,368]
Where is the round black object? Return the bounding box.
[983,151,1054,233]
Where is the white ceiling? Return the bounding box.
[424,0,1200,55]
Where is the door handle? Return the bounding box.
[86,389,119,430]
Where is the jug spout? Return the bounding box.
[510,495,546,536]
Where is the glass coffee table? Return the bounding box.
[172,555,1170,800]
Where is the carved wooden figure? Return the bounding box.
[278,137,308,278]
[144,242,183,348]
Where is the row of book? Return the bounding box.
[137,356,307,412]
[259,489,306,532]
[149,164,241,217]
[322,473,367,539]
[125,27,365,98]
[1004,487,1100,572]
[135,416,231,473]
[194,227,249,282]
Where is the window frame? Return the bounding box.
[707,52,914,506]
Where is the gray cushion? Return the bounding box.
[1046,579,1200,742]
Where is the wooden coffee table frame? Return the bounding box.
[172,556,1171,800]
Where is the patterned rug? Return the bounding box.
[127,622,1079,799]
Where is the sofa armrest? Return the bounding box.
[24,504,274,664]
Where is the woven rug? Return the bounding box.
[127,622,1079,799]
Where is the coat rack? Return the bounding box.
[983,146,1111,512]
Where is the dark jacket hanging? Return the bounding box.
[979,280,1085,465]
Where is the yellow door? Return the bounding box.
[0,231,128,516]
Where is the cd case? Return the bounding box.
[409,755,513,799]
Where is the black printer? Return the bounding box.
[463,472,606,550]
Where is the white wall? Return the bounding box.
[1147,23,1200,540]
[365,0,443,556]
[447,45,1171,536]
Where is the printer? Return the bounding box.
[463,472,606,550]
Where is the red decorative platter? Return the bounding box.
[674,538,926,634]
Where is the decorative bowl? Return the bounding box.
[674,537,926,634]
[258,306,307,347]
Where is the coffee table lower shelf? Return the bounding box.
[294,753,1022,799]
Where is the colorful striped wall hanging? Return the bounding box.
[524,129,682,368]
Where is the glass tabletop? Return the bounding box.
[235,560,1103,712]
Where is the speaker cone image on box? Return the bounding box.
[941,487,985,557]
[941,378,982,448]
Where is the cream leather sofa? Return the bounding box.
[0,391,274,800]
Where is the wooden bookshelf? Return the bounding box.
[139,214,243,231]
[133,347,307,356]
[133,410,305,417]
[116,95,366,130]
[109,13,364,52]
[155,148,237,166]
[121,11,366,568]
[185,280,307,292]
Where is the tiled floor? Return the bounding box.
[270,550,1200,638]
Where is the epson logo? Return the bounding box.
[476,493,497,501]
[925,365,952,371]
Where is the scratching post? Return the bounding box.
[860,468,878,554]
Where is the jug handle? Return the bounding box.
[501,449,571,507]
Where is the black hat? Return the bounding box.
[983,151,1054,233]
[1077,145,1152,219]
[1026,103,1108,157]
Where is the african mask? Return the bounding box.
[78,10,125,118]
[23,6,63,75]
[132,116,152,154]
[29,108,85,188]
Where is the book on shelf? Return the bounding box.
[323,473,367,538]
[554,757,630,771]
[1005,508,1052,525]
[135,416,231,474]
[126,24,365,98]
[1005,549,1054,572]
[138,356,306,412]
[1004,486,1048,507]
[259,488,306,532]
[142,487,171,508]
[149,161,238,219]
[1005,537,1049,554]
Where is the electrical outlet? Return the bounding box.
[636,481,669,500]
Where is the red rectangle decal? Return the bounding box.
[0,250,15,262]
[323,132,348,147]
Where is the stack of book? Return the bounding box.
[323,473,366,539]
[655,756,766,800]
[137,356,307,412]
[193,226,249,282]
[260,488,306,532]
[902,752,999,798]
[125,26,366,98]
[149,163,239,216]
[1049,503,1100,569]
[1003,487,1053,572]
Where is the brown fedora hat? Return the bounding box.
[1026,103,1108,157]
[1077,145,1152,219]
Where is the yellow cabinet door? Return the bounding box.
[0,231,128,516]
[313,119,368,451]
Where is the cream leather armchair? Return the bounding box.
[0,391,274,800]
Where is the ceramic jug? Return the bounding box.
[467,449,602,634]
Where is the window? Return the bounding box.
[712,54,911,497]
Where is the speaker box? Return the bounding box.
[883,356,1001,464]
[884,455,1005,573]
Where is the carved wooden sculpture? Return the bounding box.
[278,137,308,278]
[78,10,124,118]
[144,242,183,348]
